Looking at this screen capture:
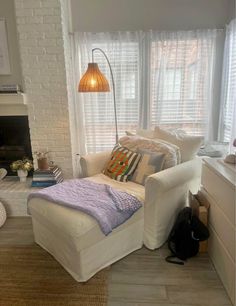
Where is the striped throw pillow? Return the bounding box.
[103,144,141,182]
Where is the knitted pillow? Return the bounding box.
[103,144,141,182]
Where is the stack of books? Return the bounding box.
[31,166,63,187]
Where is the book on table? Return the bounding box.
[32,166,63,187]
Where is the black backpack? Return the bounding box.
[166,207,209,265]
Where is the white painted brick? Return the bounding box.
[53,7,61,15]
[41,0,60,8]
[18,32,27,39]
[34,8,54,16]
[20,39,38,46]
[16,17,26,24]
[45,46,63,54]
[44,31,61,38]
[56,54,65,61]
[16,8,34,16]
[24,31,45,39]
[25,16,44,24]
[43,15,61,24]
[37,54,57,61]
[15,1,23,9]
[18,23,55,32]
[38,38,57,47]
[15,0,73,178]
[19,46,29,55]
[21,0,42,9]
[55,23,62,31]
[28,46,45,54]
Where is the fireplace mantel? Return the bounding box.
[0,93,26,105]
[0,93,27,116]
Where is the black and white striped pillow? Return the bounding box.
[103,144,141,182]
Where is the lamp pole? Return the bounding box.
[91,48,119,143]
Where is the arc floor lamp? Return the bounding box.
[78,48,119,143]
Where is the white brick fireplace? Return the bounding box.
[14,0,74,178]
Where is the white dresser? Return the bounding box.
[201,158,235,305]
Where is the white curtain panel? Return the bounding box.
[73,29,221,154]
[147,29,220,140]
[218,19,236,149]
[74,32,143,153]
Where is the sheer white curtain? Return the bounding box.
[74,32,143,153]
[72,29,221,154]
[147,29,220,140]
[218,19,236,150]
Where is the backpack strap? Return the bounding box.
[165,255,185,265]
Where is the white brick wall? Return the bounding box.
[15,0,73,178]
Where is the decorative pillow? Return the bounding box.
[119,135,181,169]
[131,149,165,185]
[154,126,204,162]
[103,144,141,182]
[125,130,136,136]
[126,129,156,139]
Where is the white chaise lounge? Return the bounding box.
[28,150,201,282]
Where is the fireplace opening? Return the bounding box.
[0,116,33,176]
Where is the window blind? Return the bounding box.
[75,30,220,154]
[78,33,140,153]
[149,31,217,136]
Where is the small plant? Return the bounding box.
[34,151,50,160]
[10,159,33,172]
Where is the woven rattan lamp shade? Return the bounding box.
[78,63,110,92]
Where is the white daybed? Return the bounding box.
[28,149,201,282]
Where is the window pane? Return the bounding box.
[150,37,215,136]
[80,41,140,153]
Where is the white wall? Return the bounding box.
[14,0,73,178]
[0,0,22,86]
[71,0,234,32]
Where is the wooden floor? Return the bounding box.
[0,217,232,306]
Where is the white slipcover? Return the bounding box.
[29,152,201,282]
[28,174,144,282]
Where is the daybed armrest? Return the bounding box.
[80,151,111,177]
[144,157,202,250]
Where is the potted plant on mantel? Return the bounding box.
[10,159,33,182]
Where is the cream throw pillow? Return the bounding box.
[154,126,204,162]
[119,135,181,169]
[126,129,156,139]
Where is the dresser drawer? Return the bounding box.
[203,189,235,260]
[202,163,235,224]
[209,225,235,305]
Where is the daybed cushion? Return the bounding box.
[119,135,181,169]
[154,126,204,162]
[28,174,145,252]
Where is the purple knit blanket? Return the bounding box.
[28,179,142,235]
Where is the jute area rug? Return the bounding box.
[0,245,108,306]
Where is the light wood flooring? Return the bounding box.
[0,217,232,306]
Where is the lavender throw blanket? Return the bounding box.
[28,179,142,235]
